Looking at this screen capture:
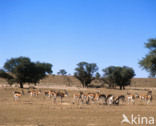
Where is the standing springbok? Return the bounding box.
[72,91,84,104]
[28,89,41,96]
[13,90,24,101]
[53,90,68,103]
[139,90,152,104]
[44,90,57,99]
[126,92,136,104]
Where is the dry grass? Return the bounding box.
[1,75,156,88]
[0,87,156,126]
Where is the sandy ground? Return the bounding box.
[0,86,156,126]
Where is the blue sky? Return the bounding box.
[0,0,156,77]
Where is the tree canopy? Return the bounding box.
[57,69,67,75]
[0,56,52,88]
[95,72,101,79]
[103,66,135,90]
[74,62,98,87]
[139,38,156,77]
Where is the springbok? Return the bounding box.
[83,91,107,105]
[98,94,107,105]
[113,95,125,105]
[44,90,56,98]
[85,91,101,104]
[13,90,24,101]
[139,90,152,104]
[72,91,84,104]
[28,89,41,96]
[86,92,96,104]
[106,94,114,105]
[126,92,136,104]
[53,90,68,103]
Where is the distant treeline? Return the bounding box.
[0,38,156,89]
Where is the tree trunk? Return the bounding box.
[123,86,125,90]
[113,83,116,88]
[86,83,88,88]
[109,84,111,88]
[20,82,23,88]
[120,85,122,90]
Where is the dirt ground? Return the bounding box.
[0,87,155,126]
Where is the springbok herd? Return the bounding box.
[13,88,153,105]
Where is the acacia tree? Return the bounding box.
[57,69,67,75]
[74,62,98,87]
[139,38,156,77]
[95,72,101,79]
[103,66,135,90]
[0,56,52,88]
[102,66,117,88]
[0,69,14,84]
[57,69,72,86]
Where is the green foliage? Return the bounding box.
[102,66,117,88]
[0,69,15,84]
[103,66,135,89]
[57,69,67,75]
[4,57,31,73]
[95,72,101,79]
[0,57,52,88]
[74,62,98,87]
[139,38,156,77]
[145,39,156,50]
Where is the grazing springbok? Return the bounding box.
[126,92,136,104]
[13,90,24,101]
[98,94,107,105]
[53,90,68,103]
[106,94,114,105]
[85,91,101,104]
[44,90,56,98]
[113,95,125,105]
[139,90,152,104]
[105,94,125,105]
[84,91,107,105]
[86,92,96,104]
[28,89,41,96]
[72,91,84,104]
[44,91,50,97]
